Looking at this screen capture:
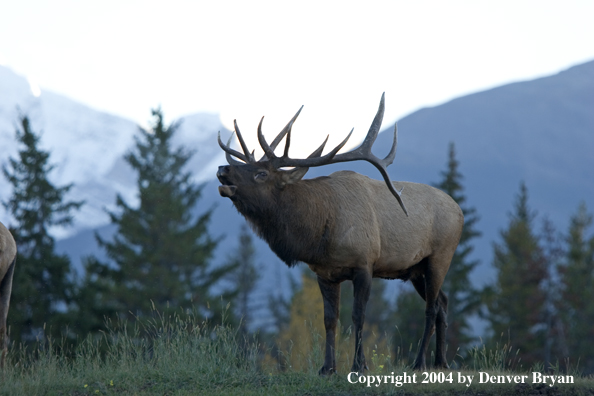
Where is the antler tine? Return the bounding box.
[269,129,353,169]
[328,93,408,215]
[331,92,389,164]
[358,92,385,154]
[308,135,329,158]
[384,122,398,167]
[224,135,247,166]
[268,93,407,215]
[218,131,250,164]
[257,116,277,161]
[246,93,406,214]
[283,124,292,158]
[259,106,304,161]
[234,120,255,163]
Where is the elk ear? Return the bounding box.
[280,167,309,186]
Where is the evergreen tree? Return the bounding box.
[432,142,481,360]
[539,217,565,371]
[557,202,594,372]
[226,224,258,336]
[267,270,299,335]
[483,182,547,367]
[87,108,223,323]
[68,255,121,338]
[264,268,299,369]
[391,284,425,365]
[1,116,83,343]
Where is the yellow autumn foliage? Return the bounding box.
[271,271,391,373]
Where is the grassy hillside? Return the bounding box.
[1,312,591,396]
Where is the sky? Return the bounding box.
[1,0,593,158]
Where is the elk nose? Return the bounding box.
[217,165,230,178]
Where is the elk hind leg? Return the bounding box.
[351,269,371,374]
[434,290,449,368]
[317,276,340,375]
[410,260,449,370]
[410,274,433,370]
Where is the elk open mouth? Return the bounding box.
[217,167,237,198]
[218,184,237,198]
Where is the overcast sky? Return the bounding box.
[1,0,593,157]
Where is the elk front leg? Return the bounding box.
[351,269,371,374]
[317,276,340,375]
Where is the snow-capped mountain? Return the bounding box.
[2,61,593,330]
[0,65,228,238]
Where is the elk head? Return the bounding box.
[217,93,408,215]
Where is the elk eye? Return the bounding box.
[254,171,268,181]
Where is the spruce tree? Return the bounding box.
[557,202,594,372]
[88,108,221,322]
[391,285,426,365]
[432,142,481,360]
[225,224,258,336]
[483,182,547,367]
[267,269,299,334]
[2,116,83,343]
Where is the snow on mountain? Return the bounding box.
[0,65,229,238]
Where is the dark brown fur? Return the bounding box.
[234,171,336,267]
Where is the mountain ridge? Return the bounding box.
[0,65,230,237]
[2,61,593,325]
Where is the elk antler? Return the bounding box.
[256,93,408,215]
[218,106,306,165]
[221,135,245,166]
[218,119,256,164]
[259,106,304,161]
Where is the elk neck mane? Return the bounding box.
[235,176,335,267]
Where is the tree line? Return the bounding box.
[2,111,593,373]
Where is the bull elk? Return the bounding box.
[0,221,16,369]
[216,94,463,373]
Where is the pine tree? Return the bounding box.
[1,116,83,343]
[68,255,121,338]
[539,217,565,371]
[267,270,299,335]
[86,108,222,323]
[432,142,481,360]
[557,202,594,372]
[483,182,547,367]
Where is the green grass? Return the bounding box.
[1,314,593,396]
